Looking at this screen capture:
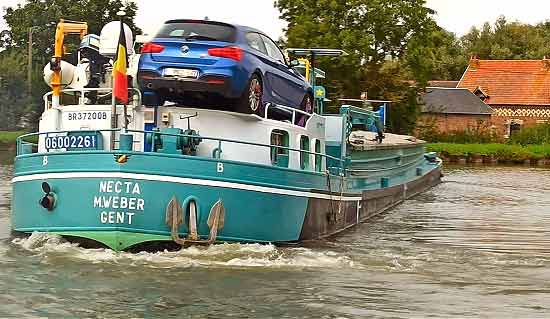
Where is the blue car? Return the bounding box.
[137,19,314,115]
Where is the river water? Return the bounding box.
[1,152,549,318]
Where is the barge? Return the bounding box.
[10,19,442,251]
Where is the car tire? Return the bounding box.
[237,74,263,115]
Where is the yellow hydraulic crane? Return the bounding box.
[50,19,88,108]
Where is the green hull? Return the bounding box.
[12,146,441,250]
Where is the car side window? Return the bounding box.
[260,35,286,65]
[246,33,267,55]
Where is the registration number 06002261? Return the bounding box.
[45,135,98,150]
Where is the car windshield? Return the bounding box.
[156,22,236,43]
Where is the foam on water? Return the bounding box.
[11,232,356,269]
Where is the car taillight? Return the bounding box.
[208,46,242,61]
[141,43,165,54]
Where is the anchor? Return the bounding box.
[165,196,225,246]
[165,196,185,245]
[206,199,225,244]
[185,200,199,241]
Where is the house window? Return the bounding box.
[270,130,289,167]
[314,139,322,172]
[474,86,489,102]
[510,122,521,136]
[300,135,310,170]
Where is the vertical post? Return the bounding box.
[51,21,65,109]
[112,9,128,150]
[382,102,387,125]
[121,13,127,131]
[111,82,117,150]
[28,27,33,95]
[123,103,128,129]
[340,113,347,174]
[310,52,316,88]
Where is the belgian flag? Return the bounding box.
[113,20,128,104]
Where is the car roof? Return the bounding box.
[163,19,266,37]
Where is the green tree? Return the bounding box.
[0,50,34,130]
[405,27,468,82]
[461,16,550,60]
[3,0,140,64]
[275,0,436,133]
[1,0,140,130]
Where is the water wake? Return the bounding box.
[11,232,356,269]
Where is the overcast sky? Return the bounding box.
[2,0,550,39]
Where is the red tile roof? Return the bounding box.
[457,59,550,105]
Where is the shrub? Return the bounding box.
[0,131,26,144]
[416,118,502,144]
[508,124,550,145]
[426,143,550,161]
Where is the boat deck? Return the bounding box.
[349,131,425,151]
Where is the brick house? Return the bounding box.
[458,58,550,137]
[418,87,493,134]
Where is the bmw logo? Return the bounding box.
[181,45,190,54]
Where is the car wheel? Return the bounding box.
[238,74,263,115]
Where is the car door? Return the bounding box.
[259,34,307,107]
[244,32,280,104]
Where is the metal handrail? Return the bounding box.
[263,102,313,125]
[17,128,120,141]
[127,129,343,164]
[338,98,392,104]
[17,128,345,171]
[43,88,142,110]
[350,151,425,164]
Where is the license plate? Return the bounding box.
[45,134,99,150]
[164,68,198,79]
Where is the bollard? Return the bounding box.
[416,167,423,176]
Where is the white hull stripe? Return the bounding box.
[12,172,363,201]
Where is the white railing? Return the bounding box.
[263,102,312,125]
[43,88,142,110]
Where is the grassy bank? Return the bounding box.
[0,131,26,149]
[427,143,550,163]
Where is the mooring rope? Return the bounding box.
[325,170,336,219]
[325,170,346,224]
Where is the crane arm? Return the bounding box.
[50,19,88,107]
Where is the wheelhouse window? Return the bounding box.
[156,21,237,42]
[270,130,289,167]
[300,135,310,170]
[315,139,322,172]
